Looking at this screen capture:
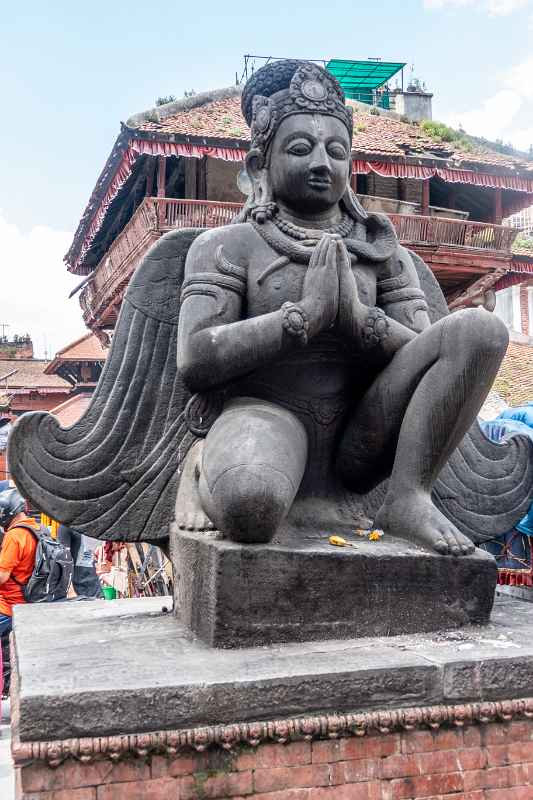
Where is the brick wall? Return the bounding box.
[0,450,8,481]
[16,719,533,799]
[10,393,68,414]
[0,340,34,359]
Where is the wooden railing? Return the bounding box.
[155,197,242,230]
[388,213,517,253]
[80,197,518,327]
[80,198,242,326]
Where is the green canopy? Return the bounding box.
[326,59,405,104]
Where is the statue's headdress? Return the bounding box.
[241,60,353,158]
[238,59,369,228]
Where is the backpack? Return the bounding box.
[11,524,73,603]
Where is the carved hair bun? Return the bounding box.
[241,59,345,127]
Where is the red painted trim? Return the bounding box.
[68,143,533,274]
[352,158,533,193]
[67,140,248,272]
[130,139,247,162]
[498,569,533,587]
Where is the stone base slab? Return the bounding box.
[173,527,497,647]
[11,594,533,745]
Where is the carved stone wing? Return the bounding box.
[434,421,533,543]
[407,248,533,542]
[9,228,205,545]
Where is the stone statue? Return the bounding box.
[8,60,533,560]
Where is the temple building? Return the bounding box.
[44,332,106,393]
[0,358,71,416]
[45,332,107,427]
[64,62,533,343]
[0,333,107,481]
[0,334,33,360]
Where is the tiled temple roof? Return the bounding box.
[44,333,106,375]
[66,86,533,274]
[49,394,92,426]
[130,90,533,174]
[0,360,70,390]
[493,341,533,407]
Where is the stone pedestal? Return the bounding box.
[10,596,533,799]
[173,527,497,648]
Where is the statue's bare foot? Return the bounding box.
[176,509,215,531]
[174,441,215,532]
[374,491,475,556]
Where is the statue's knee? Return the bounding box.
[447,308,508,361]
[200,464,296,544]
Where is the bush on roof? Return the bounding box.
[419,120,474,153]
[156,95,177,106]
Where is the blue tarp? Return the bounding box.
[498,400,533,428]
[0,423,11,451]
[480,418,533,444]
[479,402,533,559]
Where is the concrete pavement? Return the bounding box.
[0,699,14,800]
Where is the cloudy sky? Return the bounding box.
[1,0,532,357]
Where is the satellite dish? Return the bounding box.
[237,168,252,197]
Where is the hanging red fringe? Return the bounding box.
[352,159,533,193]
[497,569,533,587]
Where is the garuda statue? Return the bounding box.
[9,60,533,558]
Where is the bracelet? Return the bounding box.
[281,302,309,346]
[362,307,390,347]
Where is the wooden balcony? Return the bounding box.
[80,197,518,330]
[388,213,517,253]
[80,197,242,327]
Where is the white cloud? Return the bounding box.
[486,0,528,14]
[424,0,529,13]
[507,126,533,150]
[445,89,523,140]
[504,55,533,98]
[0,213,86,360]
[442,54,533,149]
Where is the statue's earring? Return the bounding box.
[245,149,277,224]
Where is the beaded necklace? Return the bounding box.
[272,212,354,242]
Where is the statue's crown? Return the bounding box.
[241,60,353,154]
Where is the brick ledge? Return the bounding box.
[12,697,533,768]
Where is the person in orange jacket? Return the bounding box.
[0,488,38,637]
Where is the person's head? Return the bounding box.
[240,59,366,222]
[0,487,25,530]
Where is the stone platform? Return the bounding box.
[13,595,533,799]
[173,526,497,647]
[11,594,533,744]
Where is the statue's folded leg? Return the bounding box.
[337,308,509,556]
[198,397,308,544]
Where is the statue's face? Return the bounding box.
[268,113,351,215]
